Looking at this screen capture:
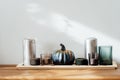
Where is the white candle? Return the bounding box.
[85,37,97,59]
[23,39,36,66]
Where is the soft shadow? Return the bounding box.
[26,2,120,63]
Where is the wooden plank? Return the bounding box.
[0,65,120,80]
[0,64,16,67]
[0,64,17,70]
[16,61,117,70]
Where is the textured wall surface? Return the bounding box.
[0,0,120,64]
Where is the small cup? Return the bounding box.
[40,53,52,65]
[88,53,99,65]
[99,46,112,65]
[30,58,40,65]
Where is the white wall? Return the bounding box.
[0,0,120,64]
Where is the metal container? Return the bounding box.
[23,39,36,66]
[85,37,97,60]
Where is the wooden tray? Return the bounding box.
[16,61,118,70]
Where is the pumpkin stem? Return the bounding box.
[60,43,66,51]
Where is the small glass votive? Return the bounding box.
[75,58,88,65]
[99,46,112,65]
[40,53,52,65]
[30,58,40,65]
[88,53,99,65]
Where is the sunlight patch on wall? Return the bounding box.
[50,12,120,44]
[26,3,120,62]
[49,13,120,62]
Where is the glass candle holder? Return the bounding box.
[40,53,52,65]
[88,53,99,65]
[75,58,88,65]
[99,46,112,65]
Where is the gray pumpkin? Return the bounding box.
[52,44,75,65]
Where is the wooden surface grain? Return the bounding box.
[0,65,120,80]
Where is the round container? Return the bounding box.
[75,58,88,65]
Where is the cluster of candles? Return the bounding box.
[85,38,112,65]
[23,38,112,66]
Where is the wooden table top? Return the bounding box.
[0,65,120,80]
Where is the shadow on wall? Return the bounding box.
[26,3,120,62]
